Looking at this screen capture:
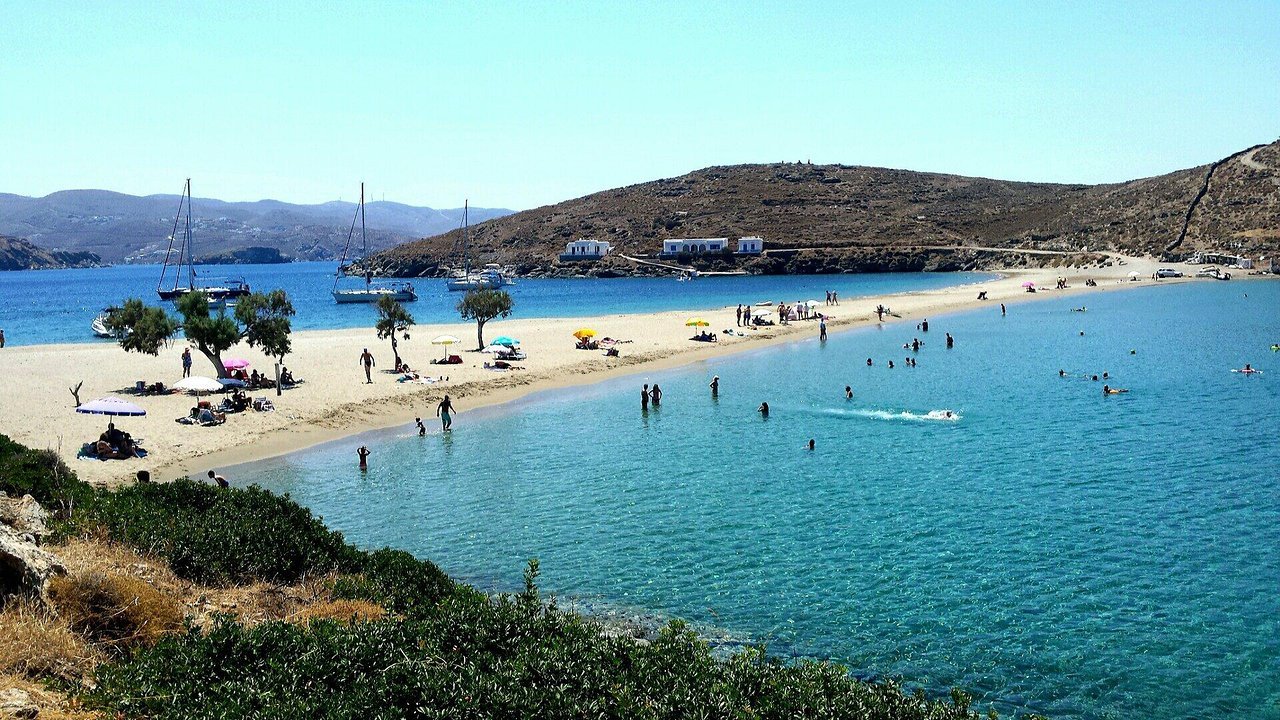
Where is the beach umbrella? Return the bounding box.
[1128,271,1141,279]
[173,376,224,395]
[223,358,251,370]
[573,328,596,339]
[685,318,710,327]
[75,397,146,416]
[1021,281,1035,288]
[431,334,460,360]
[491,336,519,347]
[218,378,247,388]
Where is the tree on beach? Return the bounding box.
[374,295,414,367]
[107,291,295,378]
[456,289,513,350]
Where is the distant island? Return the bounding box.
[0,235,100,270]
[196,246,290,265]
[0,190,511,265]
[368,139,1280,278]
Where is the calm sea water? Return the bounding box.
[238,280,1280,719]
[0,262,989,346]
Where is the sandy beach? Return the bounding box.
[0,255,1222,486]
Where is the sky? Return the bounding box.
[2,1,1277,210]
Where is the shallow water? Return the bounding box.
[0,262,989,346]
[241,280,1279,718]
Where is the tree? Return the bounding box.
[103,298,180,355]
[234,290,296,365]
[456,289,513,350]
[374,295,414,367]
[108,291,295,378]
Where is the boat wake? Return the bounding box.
[820,408,961,423]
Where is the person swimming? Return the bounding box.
[1102,385,1128,395]
[1058,369,1066,377]
[758,402,769,417]
[845,386,852,399]
[807,438,815,451]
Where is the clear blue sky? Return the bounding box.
[3,1,1277,210]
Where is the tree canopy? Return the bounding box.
[108,291,295,378]
[456,289,513,350]
[374,295,415,366]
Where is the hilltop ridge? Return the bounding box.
[369,140,1280,277]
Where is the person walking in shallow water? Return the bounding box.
[1001,303,1006,317]
[650,383,663,406]
[641,383,649,408]
[436,395,456,431]
[357,445,370,470]
[819,319,827,341]
[359,348,375,383]
[709,376,719,396]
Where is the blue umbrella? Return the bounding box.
[75,396,146,416]
[492,336,519,347]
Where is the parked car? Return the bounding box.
[1154,268,1183,278]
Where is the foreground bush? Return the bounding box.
[0,434,94,520]
[71,480,364,586]
[90,606,989,720]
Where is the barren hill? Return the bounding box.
[370,140,1280,277]
[0,235,100,270]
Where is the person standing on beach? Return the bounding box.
[207,470,229,488]
[360,348,375,383]
[357,445,370,470]
[819,319,827,341]
[743,305,751,326]
[641,383,649,408]
[0,328,5,348]
[650,384,662,406]
[709,376,719,396]
[736,305,743,327]
[181,347,192,378]
[832,290,838,306]
[436,395,456,431]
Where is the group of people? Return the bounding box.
[92,422,140,459]
[824,290,840,305]
[640,383,663,408]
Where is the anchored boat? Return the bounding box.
[332,183,417,303]
[156,179,251,305]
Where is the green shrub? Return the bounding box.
[0,433,94,520]
[332,548,457,614]
[89,606,990,720]
[72,480,363,586]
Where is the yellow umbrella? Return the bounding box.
[573,328,597,339]
[685,318,710,327]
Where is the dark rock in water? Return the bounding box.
[197,246,291,264]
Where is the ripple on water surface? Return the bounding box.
[243,281,1280,719]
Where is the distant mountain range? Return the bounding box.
[0,190,512,264]
[369,140,1280,278]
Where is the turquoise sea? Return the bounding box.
[237,280,1280,719]
[0,262,989,346]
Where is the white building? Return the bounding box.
[736,236,763,254]
[559,238,611,261]
[662,238,729,256]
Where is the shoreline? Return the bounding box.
[1,257,1258,487]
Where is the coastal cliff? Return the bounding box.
[0,235,100,270]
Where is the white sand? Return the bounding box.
[0,255,1213,486]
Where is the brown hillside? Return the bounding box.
[371,141,1280,277]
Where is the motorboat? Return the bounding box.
[1195,266,1232,280]
[332,183,417,303]
[91,307,124,338]
[447,263,516,292]
[446,202,516,291]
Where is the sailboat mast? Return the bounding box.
[464,200,470,274]
[360,182,368,287]
[158,179,185,292]
[184,179,194,290]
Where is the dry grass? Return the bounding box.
[0,600,98,682]
[54,537,186,597]
[292,599,386,624]
[0,674,101,720]
[48,572,185,650]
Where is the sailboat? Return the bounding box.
[332,183,417,303]
[156,179,251,304]
[446,201,516,292]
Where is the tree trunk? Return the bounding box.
[198,347,229,379]
[476,320,486,351]
[391,334,400,366]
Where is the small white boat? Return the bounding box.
[447,264,516,292]
[91,307,128,338]
[1195,266,1232,280]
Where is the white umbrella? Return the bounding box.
[431,335,461,360]
[173,376,224,394]
[75,396,146,416]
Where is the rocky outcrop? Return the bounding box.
[0,236,100,271]
[0,688,38,719]
[0,495,64,604]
